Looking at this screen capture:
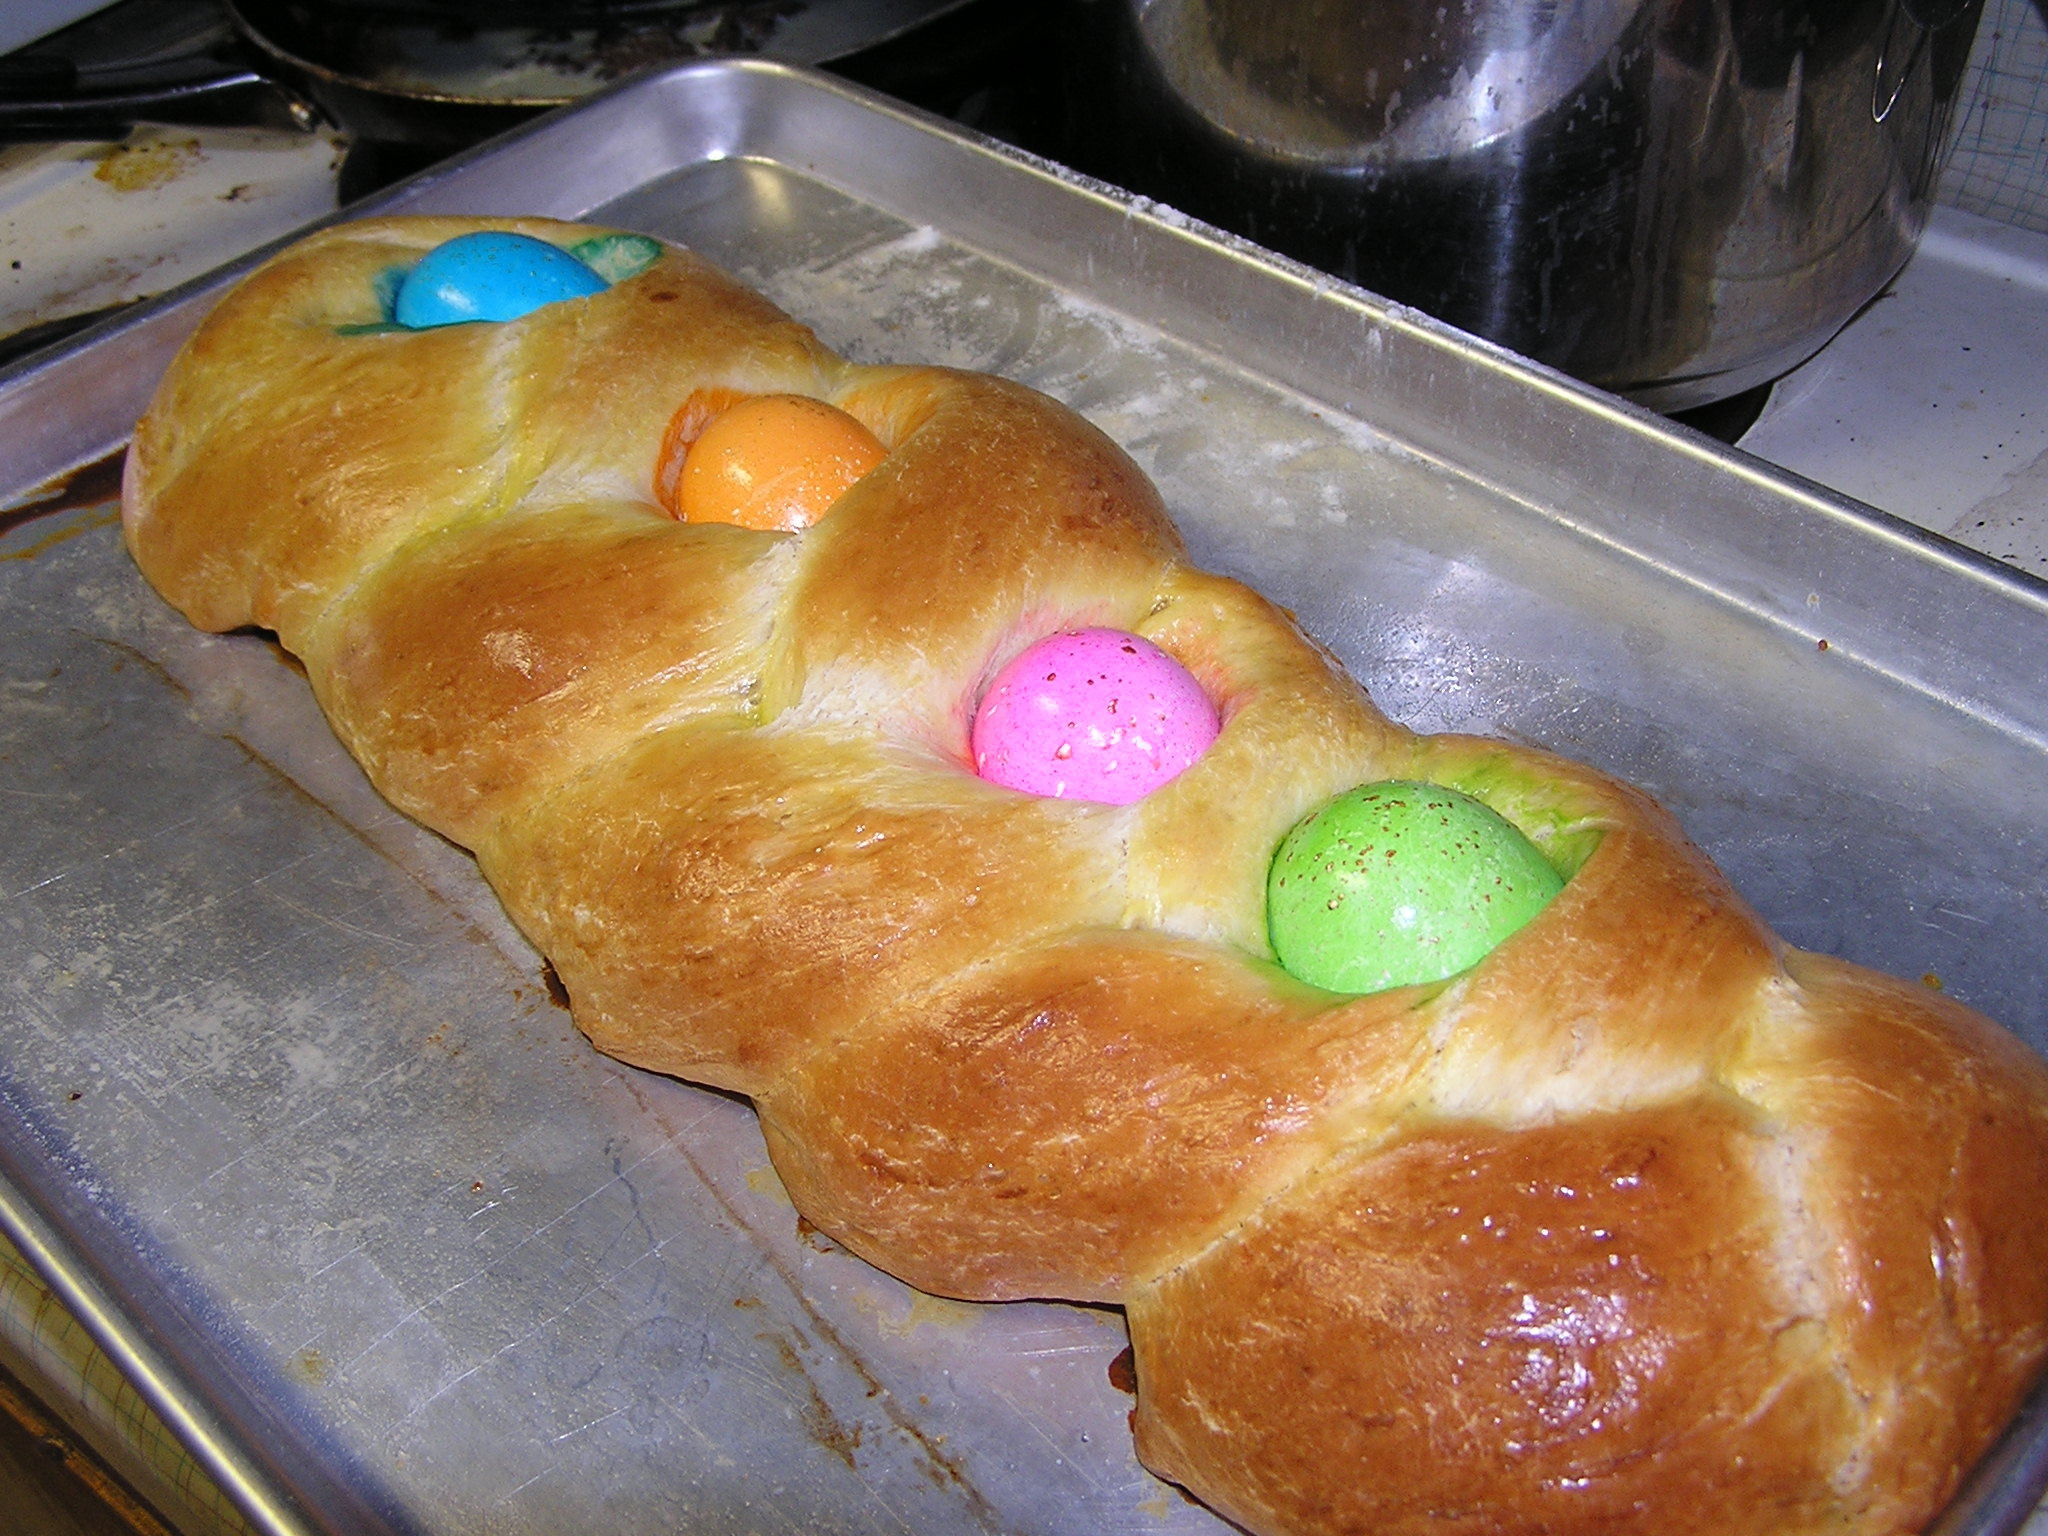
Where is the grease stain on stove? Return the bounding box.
[91,138,204,195]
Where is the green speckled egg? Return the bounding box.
[1267,780,1563,994]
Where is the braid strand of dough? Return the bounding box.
[122,216,2048,1536]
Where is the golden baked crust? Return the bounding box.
[122,215,2048,1536]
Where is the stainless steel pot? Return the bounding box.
[1066,0,1984,410]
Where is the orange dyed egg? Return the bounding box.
[673,393,886,531]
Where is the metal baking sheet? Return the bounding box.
[6,58,2048,1536]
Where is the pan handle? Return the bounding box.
[0,54,323,142]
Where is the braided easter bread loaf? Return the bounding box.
[123,215,2048,1536]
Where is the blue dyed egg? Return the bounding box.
[393,232,607,329]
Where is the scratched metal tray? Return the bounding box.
[4,59,2048,1536]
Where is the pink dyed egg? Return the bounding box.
[971,628,1220,804]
